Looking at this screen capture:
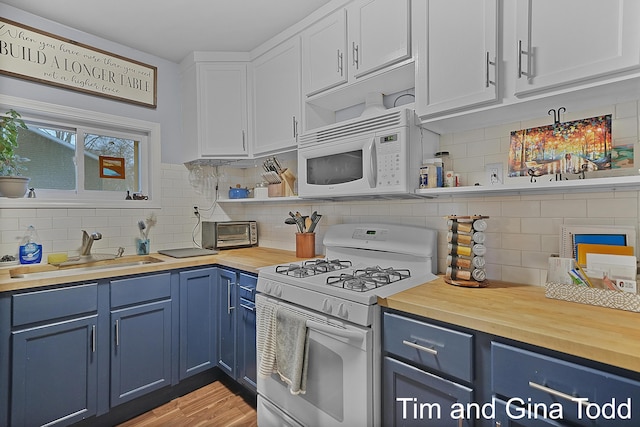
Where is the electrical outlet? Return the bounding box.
[485,163,503,185]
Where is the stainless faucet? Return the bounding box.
[81,230,102,256]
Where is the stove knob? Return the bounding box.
[322,299,332,314]
[264,283,272,294]
[274,284,283,297]
[337,303,348,318]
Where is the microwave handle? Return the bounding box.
[367,137,377,188]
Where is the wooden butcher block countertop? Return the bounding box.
[0,247,304,293]
[379,276,640,373]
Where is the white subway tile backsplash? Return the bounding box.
[540,199,587,218]
[2,101,639,287]
[613,116,639,139]
[587,196,638,218]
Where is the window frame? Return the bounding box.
[0,95,161,208]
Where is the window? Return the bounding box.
[1,95,160,207]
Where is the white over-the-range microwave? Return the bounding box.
[297,108,437,198]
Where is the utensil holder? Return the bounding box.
[136,238,150,255]
[295,233,315,258]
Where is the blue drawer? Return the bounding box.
[492,342,640,426]
[110,273,171,308]
[383,312,473,382]
[12,283,98,326]
[238,273,256,301]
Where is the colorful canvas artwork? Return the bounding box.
[508,115,621,178]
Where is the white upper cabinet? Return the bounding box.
[302,0,412,98]
[415,0,498,118]
[181,60,249,160]
[514,0,640,96]
[198,63,248,157]
[252,37,302,155]
[348,0,412,80]
[302,8,348,96]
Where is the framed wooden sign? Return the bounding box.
[0,17,157,108]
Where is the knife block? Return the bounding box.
[280,169,296,197]
[268,182,284,197]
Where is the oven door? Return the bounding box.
[256,294,373,427]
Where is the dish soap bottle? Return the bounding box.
[19,225,43,264]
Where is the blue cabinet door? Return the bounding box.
[110,300,172,407]
[179,268,217,380]
[217,268,237,377]
[237,273,257,391]
[383,356,474,427]
[11,315,98,427]
[493,398,565,427]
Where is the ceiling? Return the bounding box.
[2,0,333,63]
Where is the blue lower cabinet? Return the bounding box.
[237,273,257,391]
[3,266,259,425]
[11,315,98,427]
[493,398,565,427]
[217,268,238,378]
[383,356,473,427]
[110,300,172,407]
[179,268,217,380]
[216,269,257,392]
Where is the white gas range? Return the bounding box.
[256,223,437,427]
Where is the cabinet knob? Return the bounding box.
[322,299,332,313]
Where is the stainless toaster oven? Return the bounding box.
[202,221,258,250]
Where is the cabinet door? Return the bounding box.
[237,273,257,391]
[493,399,566,427]
[179,268,217,380]
[302,8,348,96]
[11,316,98,427]
[383,356,473,426]
[253,37,301,155]
[198,63,248,156]
[515,0,640,95]
[348,0,412,80]
[416,0,498,117]
[217,268,237,377]
[110,300,172,406]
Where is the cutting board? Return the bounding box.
[158,248,218,258]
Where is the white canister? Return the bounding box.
[254,182,269,199]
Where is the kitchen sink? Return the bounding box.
[9,255,165,279]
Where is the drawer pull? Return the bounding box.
[528,381,588,407]
[240,303,255,312]
[402,339,438,356]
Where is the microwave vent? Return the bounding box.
[299,110,406,146]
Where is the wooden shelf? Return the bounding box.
[414,175,640,198]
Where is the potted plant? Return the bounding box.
[0,109,30,198]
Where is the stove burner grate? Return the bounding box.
[275,258,351,277]
[326,266,411,292]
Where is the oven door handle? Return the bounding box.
[306,319,364,341]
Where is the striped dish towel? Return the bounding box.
[256,297,277,378]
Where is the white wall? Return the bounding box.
[0,3,183,163]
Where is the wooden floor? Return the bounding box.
[118,381,257,427]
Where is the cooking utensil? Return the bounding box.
[285,217,304,233]
[307,214,322,233]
